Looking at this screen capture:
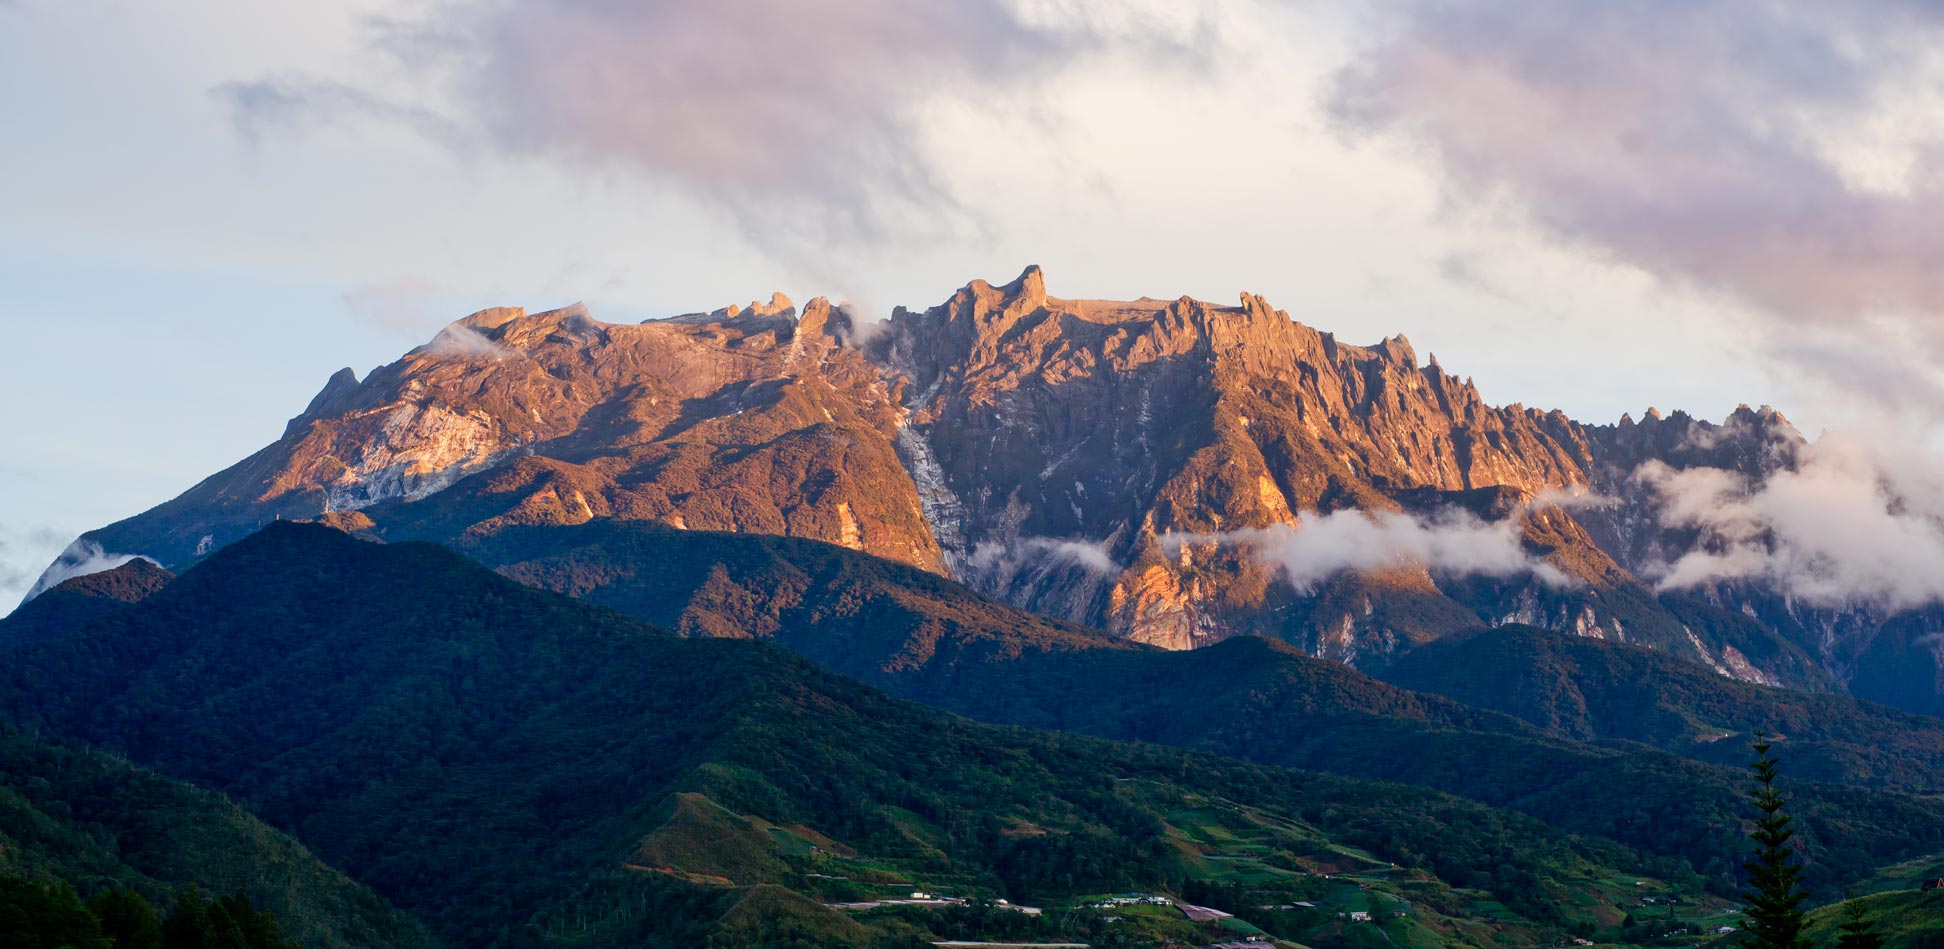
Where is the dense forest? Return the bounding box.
[1,877,300,949]
[445,520,1944,893]
[0,723,431,948]
[1381,624,1944,792]
[4,521,1943,945]
[0,523,1704,946]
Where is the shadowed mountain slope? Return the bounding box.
[1381,624,1944,792]
[0,559,173,648]
[0,722,432,949]
[30,268,1942,714]
[0,522,1717,947]
[437,520,1944,893]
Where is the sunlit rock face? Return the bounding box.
[864,266,1617,660]
[70,296,942,577]
[45,267,1944,714]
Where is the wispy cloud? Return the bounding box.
[0,524,67,597]
[1330,1,1944,415]
[20,538,156,603]
[343,276,451,335]
[968,535,1120,577]
[1635,431,1944,610]
[416,323,510,360]
[214,0,1220,259]
[1168,507,1573,594]
[213,76,461,146]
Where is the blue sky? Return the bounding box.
[4,0,1942,603]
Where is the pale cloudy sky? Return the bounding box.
[4,0,1944,604]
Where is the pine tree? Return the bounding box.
[1834,897,1885,949]
[1741,734,1809,949]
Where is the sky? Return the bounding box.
[4,0,1944,605]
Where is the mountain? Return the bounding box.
[33,267,1940,714]
[0,559,172,648]
[65,296,940,575]
[0,522,1721,947]
[1380,624,1944,792]
[866,268,1599,643]
[432,519,1944,894]
[0,722,431,948]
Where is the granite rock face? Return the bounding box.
[866,266,1614,658]
[37,267,1942,714]
[74,297,941,576]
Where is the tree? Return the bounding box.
[0,877,110,949]
[162,884,212,949]
[1741,734,1809,949]
[1833,898,1884,949]
[89,888,164,949]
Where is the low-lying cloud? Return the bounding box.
[0,524,68,600]
[21,539,158,604]
[967,535,1120,577]
[418,323,510,360]
[1635,432,1944,610]
[1170,507,1572,594]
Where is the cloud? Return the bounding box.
[417,323,510,360]
[968,535,1120,577]
[1532,485,1616,511]
[1169,507,1572,594]
[212,76,460,146]
[20,538,157,604]
[217,0,1218,256]
[0,524,70,596]
[1329,1,1944,413]
[344,277,450,335]
[1634,431,1944,610]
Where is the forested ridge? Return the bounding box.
[0,523,1712,946]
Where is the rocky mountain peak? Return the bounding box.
[748,291,796,319]
[1006,263,1047,300]
[60,266,1942,715]
[453,306,527,332]
[291,367,364,435]
[1372,334,1412,367]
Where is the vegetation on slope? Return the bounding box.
[0,559,174,648]
[0,876,308,949]
[446,521,1944,895]
[1381,624,1944,793]
[1804,891,1944,949]
[0,723,431,949]
[0,522,1707,947]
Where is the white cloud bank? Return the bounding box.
[21,539,158,604]
[1170,507,1572,594]
[967,535,1120,577]
[1636,432,1944,610]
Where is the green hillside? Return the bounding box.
[0,522,1721,948]
[438,521,1944,894]
[1804,890,1944,949]
[0,723,432,948]
[0,559,174,649]
[1381,624,1944,793]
